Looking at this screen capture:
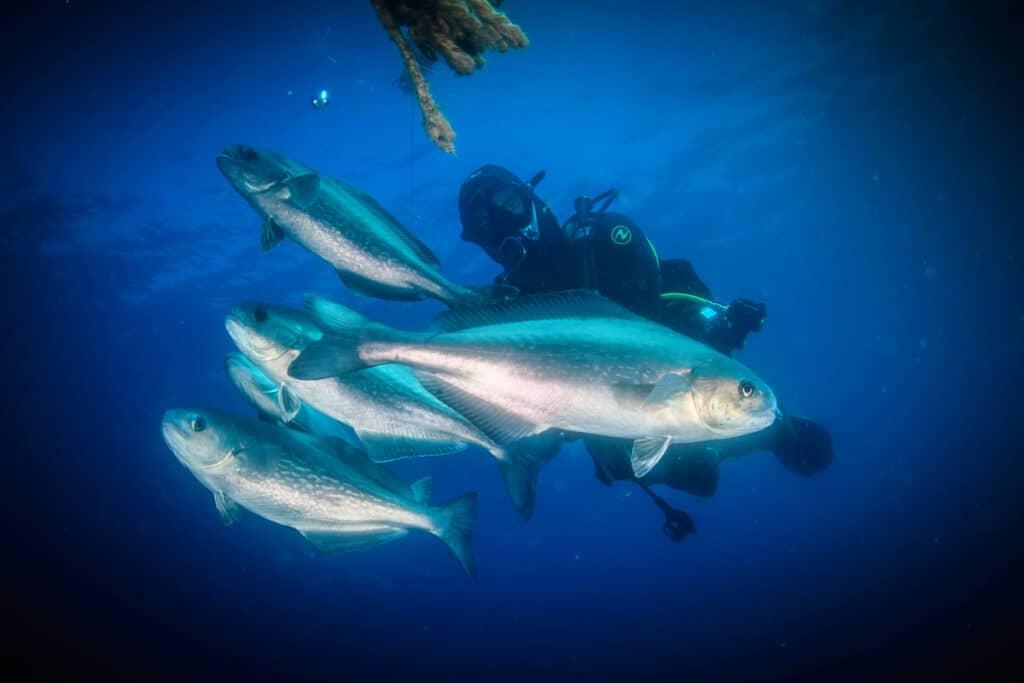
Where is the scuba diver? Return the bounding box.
[457,164,833,541]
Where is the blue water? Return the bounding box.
[5,1,1021,680]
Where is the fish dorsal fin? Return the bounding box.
[409,476,433,504]
[213,490,242,526]
[334,178,442,268]
[431,289,643,332]
[387,220,443,269]
[299,526,408,554]
[285,173,320,208]
[354,185,442,268]
[303,293,372,333]
[303,434,421,501]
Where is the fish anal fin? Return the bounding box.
[416,374,540,445]
[495,431,563,520]
[337,269,425,301]
[299,526,407,554]
[357,432,467,462]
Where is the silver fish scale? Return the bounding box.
[225,445,428,532]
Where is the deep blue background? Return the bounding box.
[3,1,1021,680]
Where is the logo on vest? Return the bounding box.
[610,225,632,245]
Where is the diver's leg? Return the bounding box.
[584,436,634,486]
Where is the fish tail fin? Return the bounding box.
[494,432,564,520]
[287,294,397,381]
[433,492,479,579]
[448,284,519,308]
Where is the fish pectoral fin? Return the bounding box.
[213,490,242,526]
[299,526,408,554]
[630,436,673,478]
[642,373,692,411]
[277,384,302,423]
[260,218,285,252]
[285,173,320,208]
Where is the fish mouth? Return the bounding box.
[161,417,188,445]
[225,315,290,363]
[216,148,286,193]
[160,414,192,466]
[224,352,251,375]
[215,153,239,178]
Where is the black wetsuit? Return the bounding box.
[561,211,664,320]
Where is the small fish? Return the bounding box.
[216,145,513,307]
[161,407,479,578]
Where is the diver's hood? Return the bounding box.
[458,164,560,256]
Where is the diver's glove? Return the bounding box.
[725,298,766,335]
[707,298,767,354]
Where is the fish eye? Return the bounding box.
[191,416,207,432]
[240,147,258,162]
[253,308,268,323]
[739,381,755,399]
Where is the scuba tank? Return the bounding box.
[562,187,619,290]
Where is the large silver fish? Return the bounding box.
[161,407,479,578]
[224,351,359,444]
[216,145,512,307]
[289,289,779,478]
[225,302,560,519]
